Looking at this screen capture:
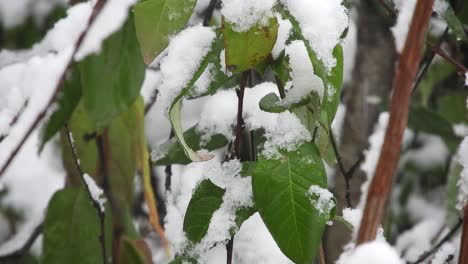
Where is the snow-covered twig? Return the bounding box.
[64,124,108,264]
[411,218,462,264]
[0,0,108,178]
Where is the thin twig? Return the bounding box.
[357,0,434,244]
[144,89,159,114]
[65,124,108,264]
[428,42,468,74]
[411,218,462,264]
[0,223,43,261]
[225,71,249,264]
[329,129,365,208]
[202,0,219,26]
[0,99,29,144]
[378,0,397,18]
[0,0,108,178]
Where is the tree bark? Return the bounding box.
[324,0,396,261]
[459,204,468,264]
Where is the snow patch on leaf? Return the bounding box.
[307,185,335,217]
[83,173,106,212]
[221,0,276,32]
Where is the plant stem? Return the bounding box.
[428,42,468,74]
[65,125,108,264]
[356,0,434,244]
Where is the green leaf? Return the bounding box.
[252,142,328,264]
[79,13,146,129]
[437,0,467,41]
[259,91,321,114]
[134,0,197,64]
[42,188,112,264]
[183,179,225,243]
[155,126,229,165]
[324,44,343,124]
[418,61,454,106]
[40,66,81,152]
[169,34,223,162]
[437,91,468,124]
[446,161,463,226]
[408,106,459,151]
[223,17,279,73]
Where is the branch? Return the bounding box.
[65,124,108,264]
[459,205,468,264]
[144,89,159,114]
[412,27,449,94]
[0,0,107,178]
[0,223,43,261]
[356,0,434,244]
[411,218,462,264]
[202,0,219,26]
[225,71,249,264]
[329,129,365,208]
[0,99,29,144]
[428,42,468,74]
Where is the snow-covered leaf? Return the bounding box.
[42,188,112,263]
[252,142,327,264]
[79,13,145,129]
[183,179,225,243]
[168,33,222,162]
[223,16,278,73]
[133,0,197,64]
[435,0,467,41]
[259,91,320,113]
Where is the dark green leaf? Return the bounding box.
[118,237,147,264]
[183,179,225,243]
[252,142,328,264]
[79,14,146,129]
[42,188,112,264]
[40,66,81,152]
[259,91,321,114]
[408,106,459,151]
[324,44,343,124]
[446,162,463,226]
[438,91,468,124]
[134,0,197,64]
[223,17,278,73]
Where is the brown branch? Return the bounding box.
[65,124,108,264]
[0,0,107,178]
[356,0,434,244]
[459,205,468,264]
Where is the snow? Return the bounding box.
[220,0,276,32]
[272,14,292,60]
[307,185,335,217]
[262,111,311,159]
[83,173,106,212]
[342,207,362,231]
[158,25,216,113]
[193,64,215,96]
[391,0,417,53]
[283,40,324,104]
[433,0,449,15]
[0,0,67,29]
[432,243,456,264]
[465,72,468,87]
[75,0,137,60]
[456,137,468,210]
[280,0,348,71]
[337,240,404,264]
